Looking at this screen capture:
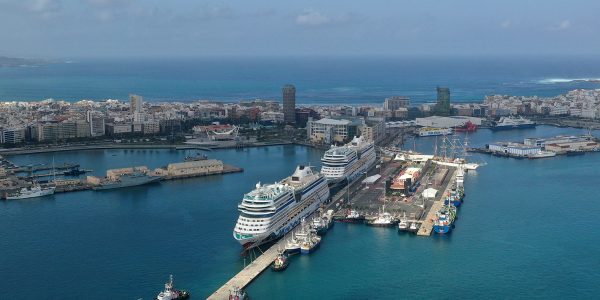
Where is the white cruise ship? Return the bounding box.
[320,136,376,183]
[233,165,330,249]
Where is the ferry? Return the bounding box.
[320,136,376,184]
[233,165,330,249]
[418,127,453,137]
[5,184,55,200]
[155,275,189,300]
[490,116,536,131]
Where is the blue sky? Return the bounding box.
[1,0,599,58]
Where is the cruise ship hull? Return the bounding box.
[233,176,330,249]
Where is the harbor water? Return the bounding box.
[1,126,599,299]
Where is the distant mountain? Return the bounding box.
[0,56,52,67]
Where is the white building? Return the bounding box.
[488,142,541,156]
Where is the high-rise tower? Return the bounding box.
[282,84,296,124]
[435,87,451,116]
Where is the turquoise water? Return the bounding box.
[2,126,600,299]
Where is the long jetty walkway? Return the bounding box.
[208,179,353,299]
[417,167,457,236]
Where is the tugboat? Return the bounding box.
[335,209,365,223]
[156,275,190,300]
[229,286,248,300]
[271,249,289,271]
[366,205,397,227]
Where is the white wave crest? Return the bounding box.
[538,78,600,84]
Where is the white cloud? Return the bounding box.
[29,0,60,13]
[296,9,330,26]
[558,19,571,29]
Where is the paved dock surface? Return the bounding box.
[207,238,285,300]
[417,168,457,236]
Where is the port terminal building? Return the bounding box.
[415,116,483,128]
[524,135,599,152]
[488,142,541,156]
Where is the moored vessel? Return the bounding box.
[233,165,330,249]
[320,136,376,183]
[229,286,248,300]
[271,249,289,271]
[418,127,453,137]
[300,229,321,254]
[5,184,55,200]
[366,206,397,227]
[92,172,163,190]
[490,116,536,131]
[398,212,409,231]
[155,275,189,300]
[527,151,557,159]
[433,205,457,234]
[335,209,365,223]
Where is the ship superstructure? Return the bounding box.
[233,165,329,249]
[491,116,536,130]
[320,136,376,183]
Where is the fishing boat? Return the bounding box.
[284,234,301,254]
[432,205,457,234]
[312,212,330,235]
[229,286,248,300]
[155,275,189,300]
[408,222,419,233]
[398,212,409,231]
[335,209,365,223]
[366,206,397,227]
[271,249,289,271]
[300,230,321,254]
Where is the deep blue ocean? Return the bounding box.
[1,126,599,299]
[1,56,600,104]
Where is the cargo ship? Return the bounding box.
[320,136,376,184]
[490,116,536,131]
[417,127,453,137]
[233,165,330,249]
[433,205,457,234]
[92,172,163,190]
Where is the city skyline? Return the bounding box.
[1,0,599,58]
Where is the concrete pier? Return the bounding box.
[417,168,457,236]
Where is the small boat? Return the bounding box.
[408,222,419,232]
[398,212,409,231]
[271,249,289,271]
[367,205,397,227]
[184,153,208,162]
[229,286,248,300]
[335,209,365,223]
[156,275,189,300]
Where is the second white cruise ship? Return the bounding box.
[320,136,376,183]
[233,165,330,249]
